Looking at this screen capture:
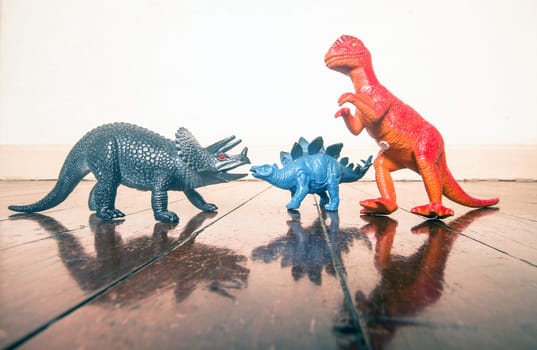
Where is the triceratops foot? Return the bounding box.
[154,210,179,223]
[200,203,218,212]
[96,207,126,221]
[359,198,398,215]
[411,203,454,219]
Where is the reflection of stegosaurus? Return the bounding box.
[250,136,372,211]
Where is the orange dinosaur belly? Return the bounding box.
[368,105,431,172]
[373,140,417,172]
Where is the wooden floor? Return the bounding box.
[0,180,536,350]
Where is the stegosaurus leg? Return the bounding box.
[287,174,309,210]
[318,191,329,208]
[324,180,340,211]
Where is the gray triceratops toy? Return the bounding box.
[9,123,250,222]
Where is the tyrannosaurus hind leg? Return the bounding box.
[360,154,399,215]
[411,153,454,219]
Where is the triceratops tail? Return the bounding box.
[8,144,90,213]
[340,155,373,183]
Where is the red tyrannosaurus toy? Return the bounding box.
[324,35,499,218]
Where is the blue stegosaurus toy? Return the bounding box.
[250,136,372,211]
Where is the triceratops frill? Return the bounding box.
[250,136,372,211]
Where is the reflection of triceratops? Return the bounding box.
[250,136,372,211]
[12,212,249,304]
[9,123,250,222]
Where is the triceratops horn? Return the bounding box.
[205,135,238,154]
[241,147,248,156]
[219,139,242,153]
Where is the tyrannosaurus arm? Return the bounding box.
[337,90,391,126]
[334,106,365,135]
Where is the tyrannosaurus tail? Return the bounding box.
[439,153,499,208]
[8,144,90,213]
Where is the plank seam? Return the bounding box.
[314,199,372,350]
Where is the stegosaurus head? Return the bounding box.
[250,164,277,180]
[324,35,372,75]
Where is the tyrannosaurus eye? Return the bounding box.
[217,153,228,161]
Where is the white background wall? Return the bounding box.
[1,0,536,179]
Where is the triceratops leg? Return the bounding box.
[88,184,97,211]
[184,189,218,212]
[151,189,179,223]
[91,180,125,220]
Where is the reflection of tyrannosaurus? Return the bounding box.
[355,208,498,349]
[325,35,499,219]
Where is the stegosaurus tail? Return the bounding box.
[340,154,373,183]
[279,136,373,183]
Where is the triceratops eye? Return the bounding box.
[217,153,228,161]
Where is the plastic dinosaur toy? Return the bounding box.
[9,122,250,222]
[250,136,372,211]
[325,35,499,218]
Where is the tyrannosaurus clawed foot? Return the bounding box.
[359,198,398,215]
[411,203,454,219]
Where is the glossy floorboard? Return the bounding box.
[0,180,536,350]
